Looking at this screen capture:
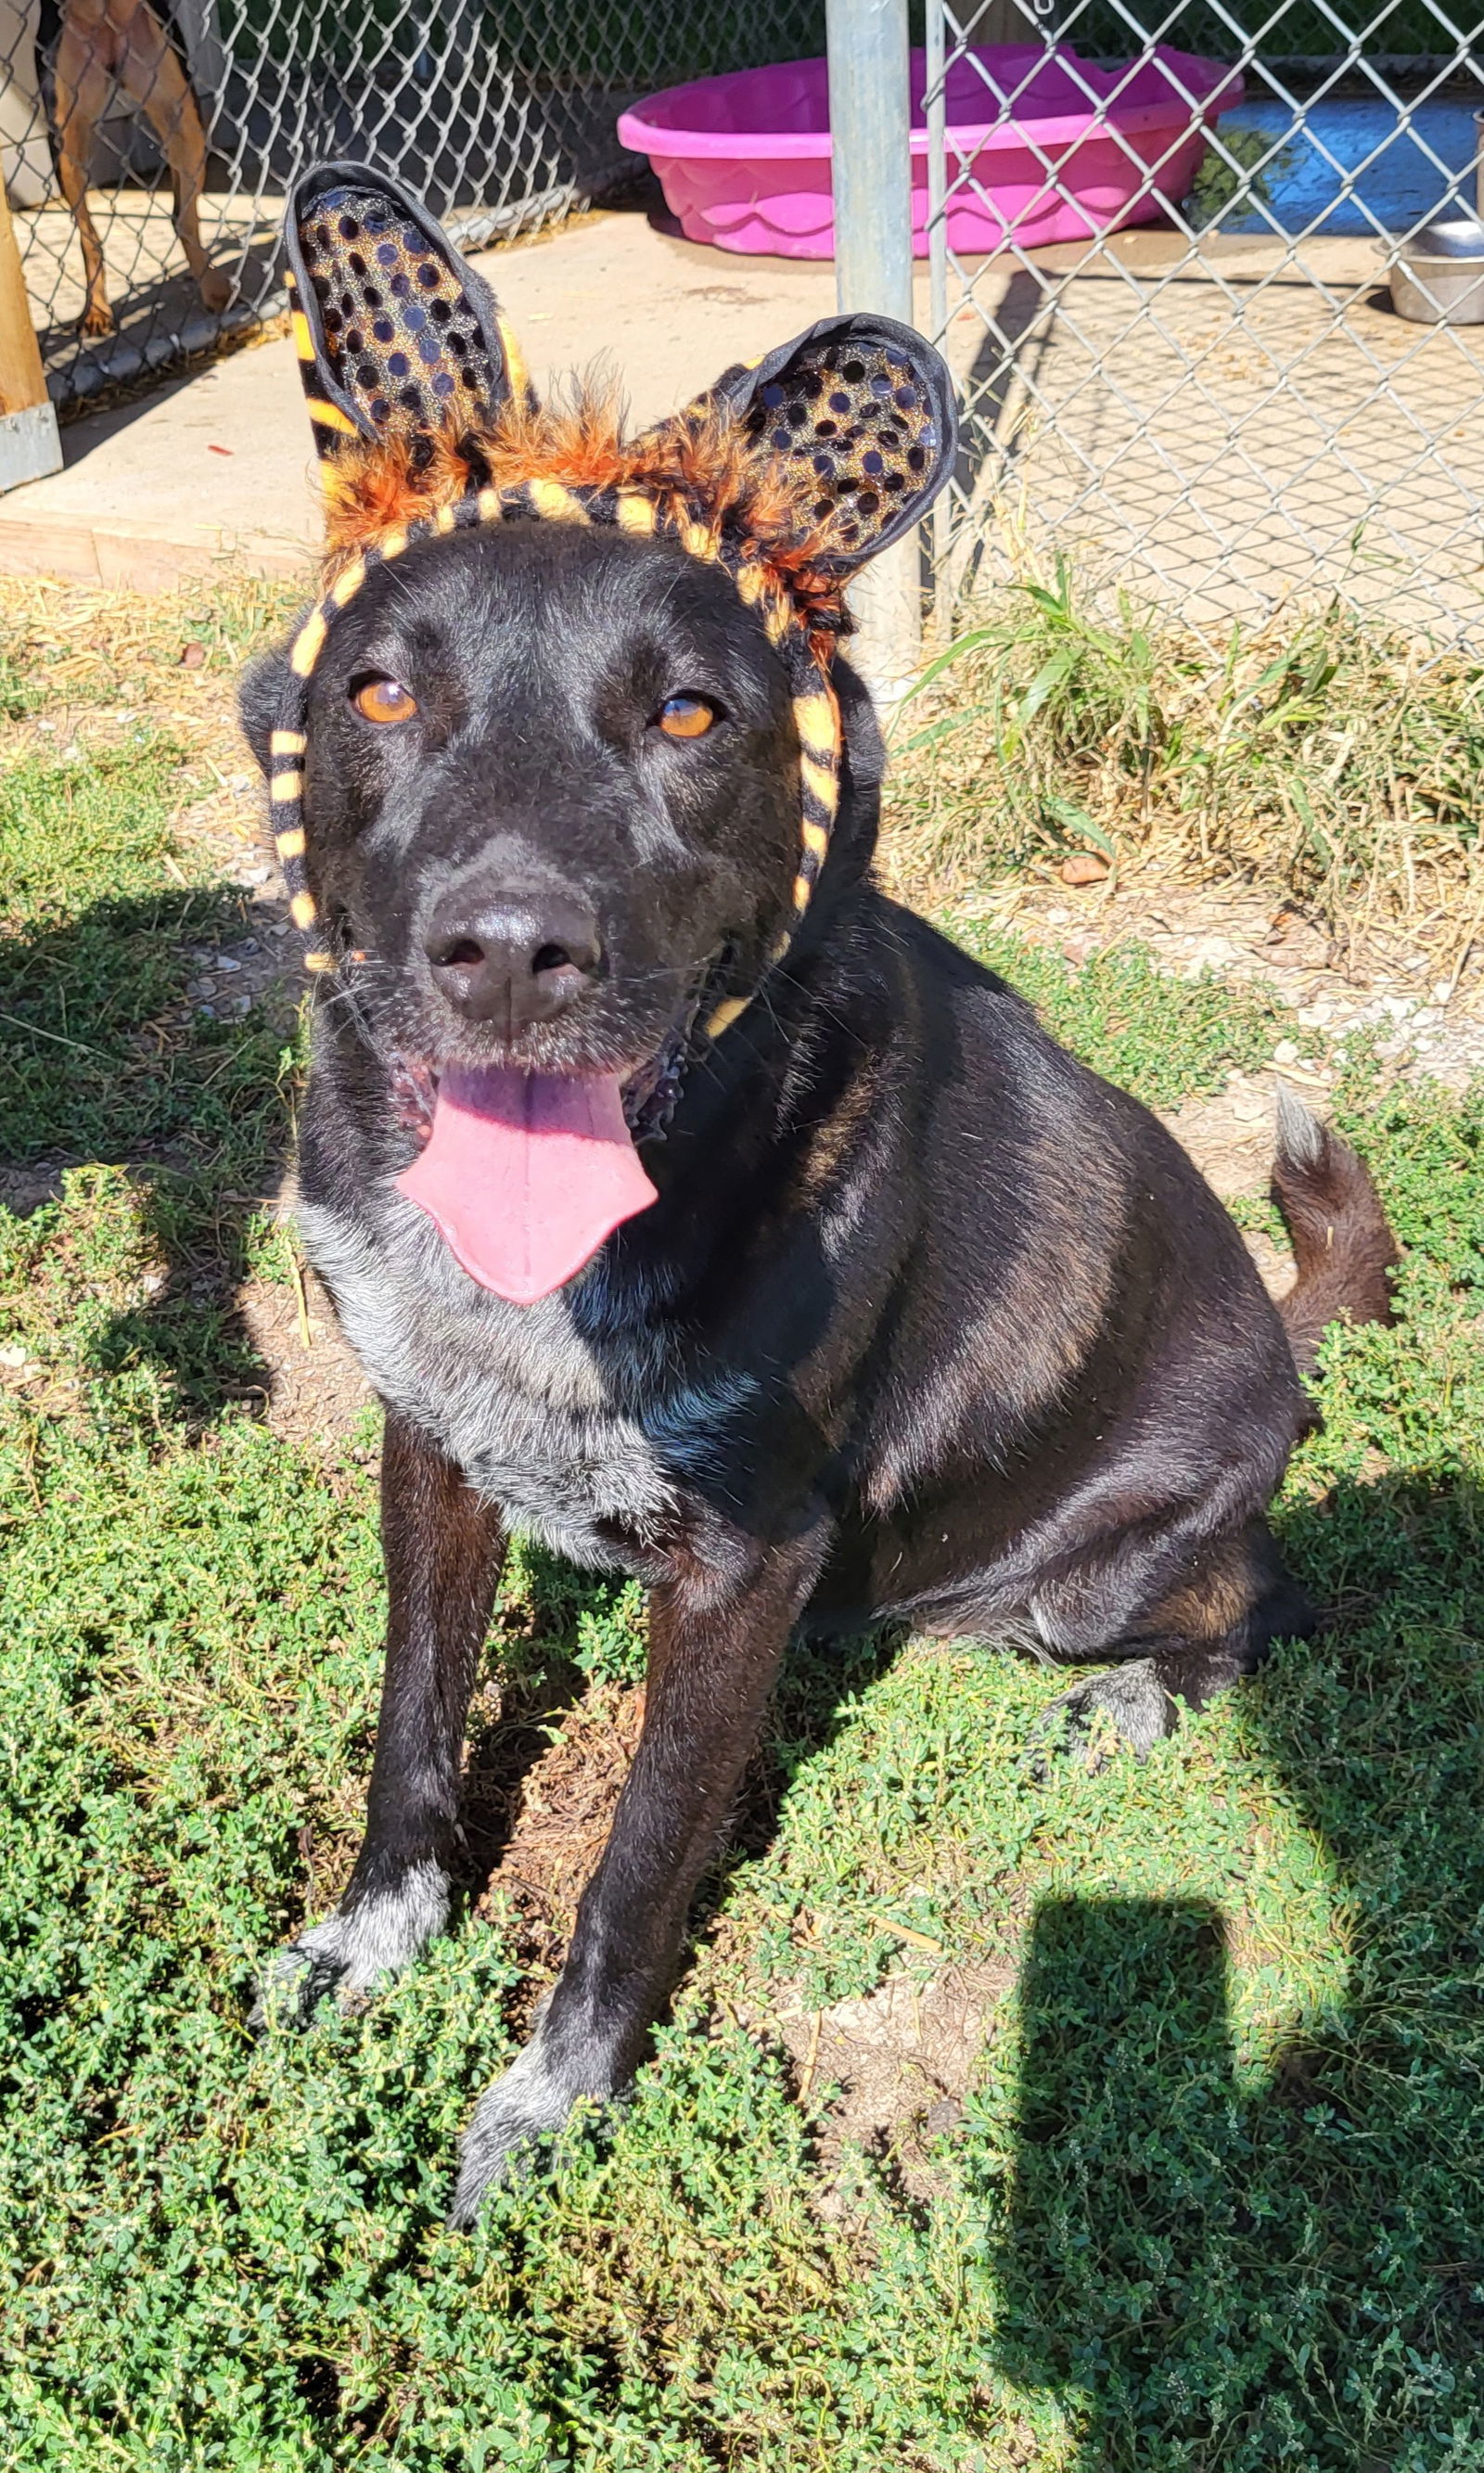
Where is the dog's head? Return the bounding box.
[242,163,954,1301]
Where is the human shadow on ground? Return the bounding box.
[988,1467,1484,2468]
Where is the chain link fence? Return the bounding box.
[4,0,1479,640]
[0,0,825,407]
[923,0,1484,644]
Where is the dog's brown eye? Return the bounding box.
[657,693,716,740]
[353,676,417,724]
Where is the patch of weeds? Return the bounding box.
[896,556,1173,890]
[889,562,1484,969]
[499,1540,649,1690]
[1227,1185,1287,1232]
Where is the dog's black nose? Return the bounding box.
[424,892,603,1032]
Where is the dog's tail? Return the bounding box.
[1270,1084,1399,1377]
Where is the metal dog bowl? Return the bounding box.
[1387,211,1484,324]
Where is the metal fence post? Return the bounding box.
[826,0,921,699]
[924,0,953,640]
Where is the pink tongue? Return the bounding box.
[396,1062,658,1305]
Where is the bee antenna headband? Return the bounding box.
[273,160,957,1040]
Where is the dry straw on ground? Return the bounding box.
[0,569,299,738]
[883,547,1484,993]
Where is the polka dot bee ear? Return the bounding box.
[283,159,530,463]
[708,314,956,567]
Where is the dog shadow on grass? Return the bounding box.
[0,879,302,1423]
[986,1469,1484,2467]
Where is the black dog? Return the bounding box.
[242,165,1396,2225]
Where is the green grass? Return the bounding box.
[3,649,1484,2467]
[1183,126,1301,232]
[953,919,1287,1108]
[0,738,295,1166]
[0,727,302,1418]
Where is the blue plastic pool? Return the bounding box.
[1218,96,1480,237]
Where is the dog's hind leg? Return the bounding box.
[252,1410,505,2026]
[53,19,114,336]
[448,1505,833,2226]
[118,0,231,312]
[1028,1518,1314,1771]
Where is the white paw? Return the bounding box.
[448,2027,611,2226]
[249,1860,450,2027]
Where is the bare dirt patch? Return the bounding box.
[978,874,1484,1090]
[488,1678,646,1923]
[472,1680,646,2008]
[236,1262,373,1448]
[748,1959,1017,2193]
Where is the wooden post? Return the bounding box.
[0,175,61,491]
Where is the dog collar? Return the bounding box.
[272,162,956,1044]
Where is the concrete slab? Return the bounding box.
[0,211,869,591]
[0,335,316,588]
[939,226,1484,637]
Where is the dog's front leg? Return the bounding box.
[254,1408,504,2024]
[449,1506,831,2224]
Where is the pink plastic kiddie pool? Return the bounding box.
[618,46,1241,259]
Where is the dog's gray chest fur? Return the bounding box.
[298,1192,737,1569]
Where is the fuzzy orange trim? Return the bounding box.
[319,390,851,634]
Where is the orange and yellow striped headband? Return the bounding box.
[275,162,957,1040]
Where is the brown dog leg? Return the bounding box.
[253,1409,505,2023]
[448,1506,832,2223]
[53,15,114,335]
[116,0,231,313]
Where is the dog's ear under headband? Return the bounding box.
[283,160,531,461]
[283,161,955,567]
[682,314,956,570]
